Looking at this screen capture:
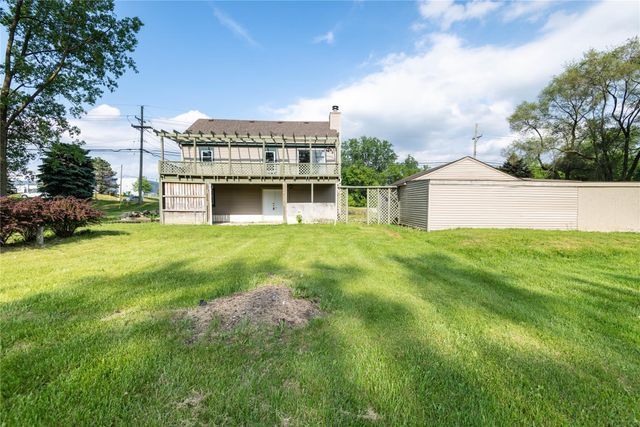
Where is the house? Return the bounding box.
[394,156,640,232]
[155,107,342,224]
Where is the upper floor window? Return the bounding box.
[200,149,213,162]
[298,149,326,164]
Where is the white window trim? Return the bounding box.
[200,148,213,162]
[265,147,278,162]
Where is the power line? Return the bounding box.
[131,106,153,204]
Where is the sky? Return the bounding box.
[21,0,640,181]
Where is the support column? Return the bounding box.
[228,140,231,174]
[160,135,165,161]
[159,180,164,224]
[282,182,288,224]
[311,183,315,224]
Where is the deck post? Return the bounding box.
[282,182,288,224]
[160,135,164,161]
[159,178,163,224]
[387,188,391,224]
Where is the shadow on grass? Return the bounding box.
[0,228,129,252]
[2,249,638,424]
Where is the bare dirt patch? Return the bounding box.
[182,285,321,342]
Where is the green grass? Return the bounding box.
[1,222,639,425]
[91,194,159,221]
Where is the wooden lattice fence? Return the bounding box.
[337,186,398,225]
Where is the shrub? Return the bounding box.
[0,197,19,245]
[46,197,103,238]
[11,197,49,242]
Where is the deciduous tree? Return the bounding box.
[0,0,143,195]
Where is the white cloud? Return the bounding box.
[418,0,501,30]
[502,0,554,23]
[313,31,336,45]
[213,8,259,47]
[270,1,640,165]
[52,105,210,180]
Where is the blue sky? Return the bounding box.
[20,1,640,183]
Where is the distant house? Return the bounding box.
[13,180,41,197]
[155,107,342,224]
[394,156,640,232]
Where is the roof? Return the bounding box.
[392,156,518,186]
[186,118,338,138]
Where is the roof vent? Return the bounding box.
[332,105,339,111]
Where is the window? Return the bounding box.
[200,149,213,162]
[298,149,310,163]
[265,148,277,163]
[312,149,326,164]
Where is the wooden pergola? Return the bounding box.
[153,129,339,161]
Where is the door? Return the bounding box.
[262,189,283,220]
[265,149,277,174]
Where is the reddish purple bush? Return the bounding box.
[46,197,103,238]
[11,197,50,242]
[0,196,103,245]
[0,197,19,245]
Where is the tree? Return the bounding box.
[342,136,398,173]
[340,137,428,206]
[383,155,426,184]
[93,157,117,195]
[0,0,143,195]
[38,143,94,198]
[498,154,532,178]
[506,38,640,181]
[133,176,152,194]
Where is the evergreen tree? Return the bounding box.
[499,154,533,178]
[93,157,118,195]
[38,143,95,198]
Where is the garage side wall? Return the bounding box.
[162,182,208,224]
[428,182,578,231]
[398,180,429,230]
[578,187,640,231]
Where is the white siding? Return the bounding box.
[428,182,578,231]
[398,181,429,230]
[417,157,516,181]
[578,187,640,232]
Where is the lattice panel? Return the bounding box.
[366,189,378,224]
[337,187,349,223]
[389,189,399,224]
[365,188,398,225]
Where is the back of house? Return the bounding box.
[156,106,342,225]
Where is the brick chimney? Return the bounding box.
[329,105,341,136]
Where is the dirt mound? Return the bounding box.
[183,285,321,342]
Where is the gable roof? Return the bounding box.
[186,118,338,138]
[392,156,519,186]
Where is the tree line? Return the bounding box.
[505,38,640,181]
[340,136,426,205]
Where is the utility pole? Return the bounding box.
[131,105,152,204]
[472,123,482,158]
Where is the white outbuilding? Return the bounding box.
[394,157,640,232]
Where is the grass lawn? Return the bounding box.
[1,221,639,425]
[91,194,159,221]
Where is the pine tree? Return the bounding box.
[499,154,533,178]
[38,143,95,198]
[93,158,118,195]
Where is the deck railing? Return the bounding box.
[159,161,340,178]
